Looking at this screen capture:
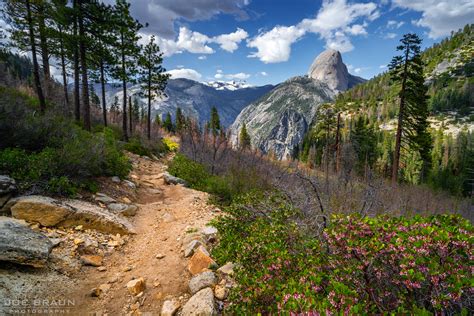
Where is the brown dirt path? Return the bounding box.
[72,155,218,315]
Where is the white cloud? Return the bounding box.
[198,55,207,60]
[259,71,268,76]
[247,0,379,63]
[176,65,185,69]
[167,68,202,81]
[247,25,306,63]
[379,64,387,69]
[214,69,250,80]
[387,20,404,29]
[392,0,474,38]
[149,27,248,57]
[384,32,398,39]
[213,28,248,52]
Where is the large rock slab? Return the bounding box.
[189,271,217,294]
[0,216,53,267]
[9,196,134,235]
[163,172,188,187]
[107,203,138,217]
[181,287,216,316]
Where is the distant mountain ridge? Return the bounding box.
[92,78,274,127]
[231,49,365,159]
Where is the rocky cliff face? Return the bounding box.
[230,76,335,159]
[308,49,365,92]
[231,49,365,159]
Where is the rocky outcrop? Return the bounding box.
[308,49,366,92]
[181,287,216,316]
[230,76,335,159]
[7,196,135,235]
[0,216,53,267]
[163,172,189,187]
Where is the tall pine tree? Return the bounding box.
[389,33,431,184]
[138,35,169,139]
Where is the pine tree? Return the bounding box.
[209,106,221,136]
[138,35,169,139]
[155,114,161,127]
[163,112,174,132]
[175,107,185,132]
[239,123,251,150]
[112,0,142,140]
[389,33,431,184]
[4,0,46,113]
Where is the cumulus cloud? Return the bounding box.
[247,0,379,63]
[213,28,248,52]
[259,71,268,76]
[247,25,306,63]
[392,0,474,38]
[102,0,250,39]
[145,27,248,57]
[198,55,207,60]
[167,68,202,81]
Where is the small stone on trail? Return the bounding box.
[80,254,103,267]
[126,277,146,296]
[155,253,165,259]
[111,176,121,183]
[161,300,180,316]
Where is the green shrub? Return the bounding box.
[168,153,211,189]
[212,193,474,314]
[123,137,152,157]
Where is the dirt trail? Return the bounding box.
[73,155,217,315]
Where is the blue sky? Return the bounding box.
[127,0,472,86]
[3,0,471,86]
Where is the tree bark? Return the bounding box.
[121,31,128,141]
[25,0,46,114]
[78,0,90,131]
[37,2,50,98]
[99,59,107,127]
[335,112,341,173]
[73,0,80,122]
[392,44,410,185]
[59,33,69,111]
[147,69,151,139]
[129,95,132,134]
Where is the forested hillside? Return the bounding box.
[298,25,474,197]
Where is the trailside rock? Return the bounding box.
[189,271,217,294]
[161,300,180,316]
[217,262,235,276]
[188,247,216,275]
[10,196,72,226]
[184,240,204,258]
[107,203,138,217]
[163,172,188,187]
[214,285,228,300]
[9,196,135,235]
[94,193,116,204]
[0,216,53,267]
[181,288,216,316]
[0,175,16,195]
[127,278,146,296]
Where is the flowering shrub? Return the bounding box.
[212,192,473,314]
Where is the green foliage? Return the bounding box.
[123,137,152,157]
[168,154,264,205]
[208,106,221,135]
[239,123,251,150]
[163,112,174,132]
[213,195,474,314]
